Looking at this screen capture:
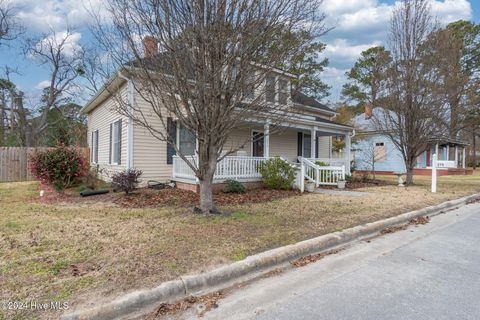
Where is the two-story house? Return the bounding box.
[81,38,354,191]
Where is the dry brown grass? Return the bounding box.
[0,171,479,319]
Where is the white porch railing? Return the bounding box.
[173,155,346,188]
[215,156,266,180]
[301,157,345,186]
[172,155,267,182]
[306,157,349,168]
[436,160,457,168]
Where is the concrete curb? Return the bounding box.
[62,193,480,320]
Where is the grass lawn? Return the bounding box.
[0,172,479,319]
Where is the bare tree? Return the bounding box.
[357,138,389,180]
[371,0,444,185]
[23,28,85,146]
[91,0,327,213]
[0,0,22,45]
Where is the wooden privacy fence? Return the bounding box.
[0,147,88,182]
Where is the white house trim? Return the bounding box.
[126,79,134,169]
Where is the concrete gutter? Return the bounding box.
[62,193,480,320]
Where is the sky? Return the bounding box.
[0,0,479,105]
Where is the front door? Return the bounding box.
[426,148,431,167]
[252,131,264,157]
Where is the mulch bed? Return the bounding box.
[32,184,302,208]
[115,188,302,208]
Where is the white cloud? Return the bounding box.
[429,0,472,23]
[35,80,50,90]
[14,0,108,32]
[325,39,383,63]
[320,0,473,102]
[323,0,378,15]
[36,31,82,58]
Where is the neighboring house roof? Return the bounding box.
[353,108,469,146]
[291,91,336,114]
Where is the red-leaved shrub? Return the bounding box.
[30,145,88,191]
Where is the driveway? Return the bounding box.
[195,202,480,320]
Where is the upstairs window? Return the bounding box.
[265,75,276,103]
[245,72,255,100]
[278,79,289,105]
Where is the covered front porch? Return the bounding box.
[416,140,469,169]
[172,119,354,189]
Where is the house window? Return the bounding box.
[245,71,255,100]
[374,142,386,162]
[91,130,98,163]
[111,119,122,164]
[179,125,196,156]
[265,75,276,103]
[278,79,289,105]
[303,133,311,158]
[252,131,264,157]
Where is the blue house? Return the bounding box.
[353,106,470,176]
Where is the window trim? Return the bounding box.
[91,129,99,164]
[178,124,196,156]
[302,133,312,158]
[265,75,276,103]
[111,120,122,165]
[251,129,265,157]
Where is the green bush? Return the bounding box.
[344,174,354,182]
[315,161,329,166]
[29,145,88,191]
[258,157,296,190]
[224,179,246,193]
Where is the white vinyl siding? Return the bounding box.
[87,84,128,179]
[132,92,171,183]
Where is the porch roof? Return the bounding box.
[428,138,469,147]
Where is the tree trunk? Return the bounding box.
[198,177,214,214]
[405,166,414,185]
[197,153,218,214]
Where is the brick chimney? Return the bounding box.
[143,36,158,58]
[365,104,373,119]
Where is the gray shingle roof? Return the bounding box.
[291,91,336,113]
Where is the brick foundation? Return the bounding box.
[174,180,265,193]
[355,168,473,176]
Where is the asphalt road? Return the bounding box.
[195,202,480,320]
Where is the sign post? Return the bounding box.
[431,153,437,193]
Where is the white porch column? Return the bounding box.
[311,126,317,159]
[454,145,458,167]
[345,133,351,174]
[264,121,270,158]
[435,143,439,159]
[463,147,466,168]
[446,145,450,161]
